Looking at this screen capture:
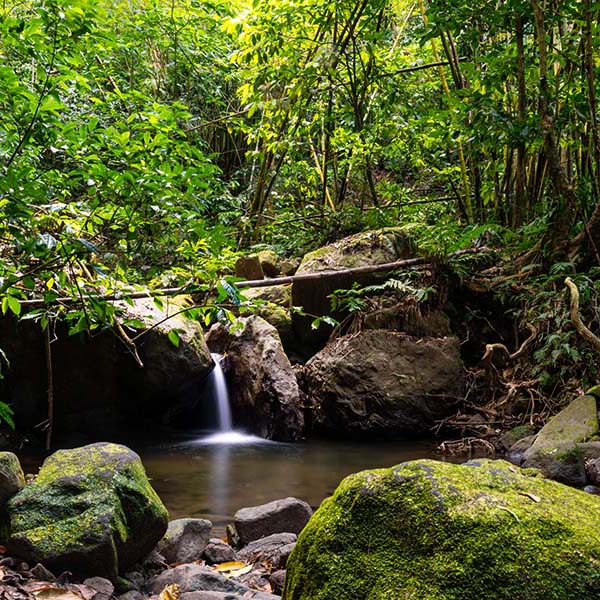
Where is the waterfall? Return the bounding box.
[210,353,233,431]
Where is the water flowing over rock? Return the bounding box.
[284,459,600,600]
[291,228,416,351]
[0,297,213,442]
[206,316,304,441]
[3,443,168,580]
[302,331,463,438]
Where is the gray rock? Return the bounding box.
[506,435,537,465]
[158,519,212,564]
[207,317,304,441]
[117,592,145,600]
[181,594,241,600]
[584,485,600,495]
[303,331,463,437]
[0,452,25,504]
[269,570,286,595]
[234,498,311,546]
[523,395,598,485]
[5,443,168,580]
[29,563,56,581]
[123,572,145,591]
[203,539,237,565]
[238,533,296,569]
[146,564,277,599]
[84,577,114,600]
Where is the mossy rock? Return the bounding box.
[522,395,599,485]
[0,452,25,504]
[283,459,600,600]
[4,443,168,580]
[291,228,416,352]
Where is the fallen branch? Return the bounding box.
[18,246,490,309]
[565,277,600,351]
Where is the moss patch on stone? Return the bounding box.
[283,459,600,600]
[5,443,168,580]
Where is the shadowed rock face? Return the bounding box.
[207,316,304,441]
[302,331,463,438]
[0,297,213,443]
[284,459,600,600]
[4,443,168,580]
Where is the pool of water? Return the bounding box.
[19,432,469,534]
[135,432,461,532]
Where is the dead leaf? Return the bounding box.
[520,492,541,503]
[158,583,179,600]
[32,588,86,600]
[213,562,253,579]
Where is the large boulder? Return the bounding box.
[284,459,600,600]
[234,498,311,546]
[0,452,25,504]
[206,316,304,441]
[3,443,168,580]
[291,228,415,351]
[0,297,213,442]
[521,395,599,486]
[302,331,463,438]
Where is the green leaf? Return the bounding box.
[168,329,181,347]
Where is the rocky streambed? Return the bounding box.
[2,442,600,600]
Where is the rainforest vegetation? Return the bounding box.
[1,0,600,434]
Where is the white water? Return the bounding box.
[199,353,267,446]
[210,353,233,431]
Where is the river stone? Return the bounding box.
[146,564,278,599]
[291,228,415,350]
[238,533,296,569]
[4,443,168,580]
[206,316,304,441]
[284,459,600,600]
[0,452,25,504]
[234,498,311,546]
[203,539,237,565]
[303,331,463,437]
[157,518,212,564]
[522,395,598,485]
[269,570,286,595]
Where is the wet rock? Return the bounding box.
[5,443,168,580]
[522,395,598,485]
[157,519,212,564]
[269,570,286,595]
[207,316,304,441]
[203,539,237,565]
[284,459,600,600]
[146,564,277,599]
[506,435,536,465]
[291,228,415,350]
[234,498,311,546]
[238,533,296,570]
[584,485,600,495]
[303,331,463,437]
[0,452,25,504]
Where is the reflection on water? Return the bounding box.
[138,433,461,533]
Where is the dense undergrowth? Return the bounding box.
[1,0,600,434]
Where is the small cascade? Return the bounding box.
[210,353,233,431]
[200,353,267,445]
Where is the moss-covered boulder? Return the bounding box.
[4,443,168,580]
[283,459,600,600]
[0,452,25,504]
[522,395,599,486]
[291,228,416,351]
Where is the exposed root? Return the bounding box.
[438,437,496,456]
[565,277,600,351]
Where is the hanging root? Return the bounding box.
[565,277,600,351]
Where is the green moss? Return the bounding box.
[283,459,600,600]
